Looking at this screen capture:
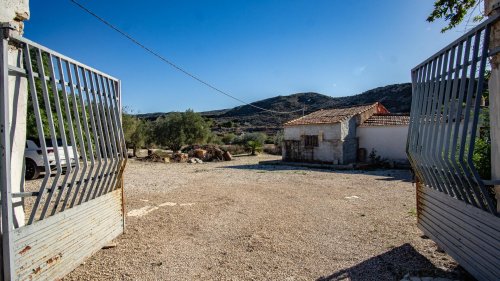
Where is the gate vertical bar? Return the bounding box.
[0,30,15,281]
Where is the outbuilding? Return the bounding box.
[357,113,410,164]
[282,103,389,164]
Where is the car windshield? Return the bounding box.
[29,138,63,148]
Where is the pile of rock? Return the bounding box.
[137,145,233,164]
[187,158,203,164]
[172,152,189,163]
[182,145,232,162]
[139,152,169,163]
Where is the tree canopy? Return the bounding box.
[427,0,483,32]
[153,110,211,151]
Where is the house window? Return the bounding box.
[304,135,319,148]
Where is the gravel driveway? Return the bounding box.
[65,154,471,281]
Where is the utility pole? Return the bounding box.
[485,0,500,212]
[302,98,310,117]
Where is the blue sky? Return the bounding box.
[25,0,479,113]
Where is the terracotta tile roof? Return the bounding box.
[284,103,379,126]
[359,113,410,127]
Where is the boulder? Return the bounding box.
[173,152,188,163]
[222,151,232,161]
[188,157,203,164]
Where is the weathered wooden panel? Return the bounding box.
[12,189,123,281]
[417,185,500,281]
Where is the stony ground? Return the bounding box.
[64,154,472,281]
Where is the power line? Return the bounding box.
[69,0,304,115]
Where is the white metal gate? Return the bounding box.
[1,30,126,280]
[407,15,500,280]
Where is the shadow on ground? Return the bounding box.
[316,243,473,281]
[220,163,326,172]
[334,169,413,183]
[219,163,413,183]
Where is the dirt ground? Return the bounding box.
[65,154,471,281]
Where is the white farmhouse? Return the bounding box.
[282,103,388,164]
[282,102,410,165]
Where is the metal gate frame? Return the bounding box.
[1,27,126,280]
[407,14,500,280]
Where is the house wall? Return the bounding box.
[282,104,385,164]
[342,118,358,164]
[284,123,342,140]
[339,106,384,164]
[357,125,409,163]
[283,123,343,163]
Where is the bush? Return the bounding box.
[234,132,266,155]
[221,133,236,145]
[265,135,275,144]
[221,121,234,128]
[473,135,491,180]
[206,133,223,145]
[222,144,248,155]
[274,130,284,150]
[263,144,281,155]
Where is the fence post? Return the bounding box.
[0,1,30,279]
[486,0,500,212]
[1,0,29,225]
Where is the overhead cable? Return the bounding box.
[70,0,304,115]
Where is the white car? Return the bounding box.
[25,138,79,180]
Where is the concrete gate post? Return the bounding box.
[0,0,30,229]
[485,0,500,212]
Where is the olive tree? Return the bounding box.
[154,109,210,151]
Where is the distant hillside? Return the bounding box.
[137,83,412,134]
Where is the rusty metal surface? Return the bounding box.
[12,190,123,281]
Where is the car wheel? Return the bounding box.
[25,159,40,180]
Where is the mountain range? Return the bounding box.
[138,82,412,134]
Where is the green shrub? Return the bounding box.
[221,133,236,144]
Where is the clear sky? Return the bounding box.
[25,0,479,113]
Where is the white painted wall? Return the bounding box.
[284,123,341,140]
[283,123,344,163]
[0,0,29,21]
[1,0,30,227]
[357,126,409,162]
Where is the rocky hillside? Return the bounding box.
[138,83,412,134]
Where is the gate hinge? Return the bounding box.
[0,23,16,39]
